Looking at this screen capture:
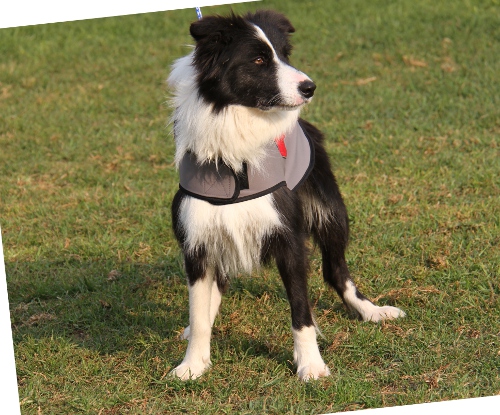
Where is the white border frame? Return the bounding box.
[0,228,21,415]
[0,1,259,29]
[1,1,498,414]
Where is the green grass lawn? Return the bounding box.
[1,0,499,413]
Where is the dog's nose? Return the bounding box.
[298,80,316,98]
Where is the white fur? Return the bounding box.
[292,326,331,381]
[167,52,300,173]
[178,194,283,276]
[343,280,406,322]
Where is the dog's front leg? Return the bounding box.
[171,269,214,380]
[292,325,330,381]
[180,279,222,341]
[274,232,331,381]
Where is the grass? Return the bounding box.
[1,0,499,413]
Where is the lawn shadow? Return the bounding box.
[7,258,304,367]
[7,258,189,354]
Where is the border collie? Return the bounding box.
[167,10,405,381]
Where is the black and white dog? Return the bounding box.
[168,10,405,381]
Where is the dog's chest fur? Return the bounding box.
[178,194,282,276]
[168,13,308,277]
[169,53,302,174]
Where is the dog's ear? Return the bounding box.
[247,10,295,35]
[272,12,295,35]
[190,15,238,83]
[190,16,231,44]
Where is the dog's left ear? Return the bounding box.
[273,12,295,35]
[248,10,295,35]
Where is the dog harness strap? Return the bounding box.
[178,122,314,205]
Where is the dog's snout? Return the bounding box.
[298,80,316,99]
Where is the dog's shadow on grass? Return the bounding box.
[7,257,330,368]
[8,258,191,354]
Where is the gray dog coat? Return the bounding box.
[178,122,314,205]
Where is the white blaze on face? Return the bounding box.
[252,24,313,108]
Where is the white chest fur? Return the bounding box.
[178,194,283,276]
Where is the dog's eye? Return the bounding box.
[253,57,266,65]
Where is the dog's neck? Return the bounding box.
[168,54,300,172]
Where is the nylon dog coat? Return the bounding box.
[178,122,315,205]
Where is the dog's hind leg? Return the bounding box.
[298,121,405,322]
[308,188,405,322]
[320,240,405,322]
[171,250,215,380]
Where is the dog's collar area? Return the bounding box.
[178,122,314,205]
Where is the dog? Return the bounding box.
[167,9,405,381]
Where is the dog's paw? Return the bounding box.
[297,362,331,381]
[170,359,210,381]
[293,325,331,381]
[180,326,190,340]
[363,305,406,322]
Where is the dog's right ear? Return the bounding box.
[190,16,230,44]
[190,16,236,84]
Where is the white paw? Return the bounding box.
[170,359,210,381]
[363,305,406,322]
[297,361,331,381]
[292,325,331,381]
[180,326,190,340]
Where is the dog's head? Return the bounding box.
[189,10,316,113]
